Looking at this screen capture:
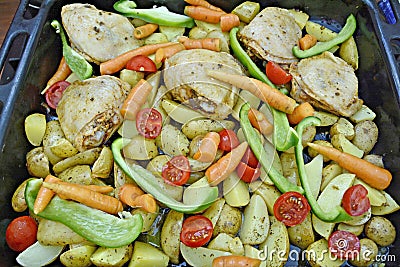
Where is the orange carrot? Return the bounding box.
[220,13,240,32]
[184,0,226,13]
[155,43,186,63]
[206,142,248,186]
[100,42,175,75]
[42,182,123,214]
[178,36,221,52]
[207,70,297,114]
[120,79,153,120]
[134,23,159,39]
[212,255,261,267]
[248,108,273,135]
[130,194,157,213]
[299,34,317,50]
[184,6,225,24]
[41,57,72,94]
[118,183,145,206]
[193,131,220,162]
[287,102,315,125]
[33,175,61,214]
[307,142,392,190]
[83,184,114,194]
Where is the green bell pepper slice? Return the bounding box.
[112,138,218,214]
[25,178,143,248]
[293,14,357,58]
[114,0,194,28]
[295,116,352,222]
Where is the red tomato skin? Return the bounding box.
[342,184,371,216]
[218,129,240,152]
[236,161,261,183]
[136,108,163,139]
[328,230,360,260]
[180,215,213,247]
[6,216,38,252]
[162,155,191,186]
[265,61,292,85]
[241,147,259,168]
[273,191,310,227]
[126,55,157,72]
[45,80,70,109]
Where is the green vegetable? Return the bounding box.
[293,14,357,58]
[50,20,92,80]
[295,116,352,222]
[112,138,218,213]
[114,0,194,28]
[239,103,304,194]
[25,178,142,248]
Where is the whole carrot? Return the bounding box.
[155,43,186,63]
[248,108,273,135]
[118,183,145,206]
[33,175,60,214]
[41,57,71,94]
[184,0,226,13]
[120,79,153,121]
[307,142,392,190]
[220,13,240,32]
[130,194,157,213]
[178,36,221,51]
[287,102,315,125]
[212,255,261,267]
[184,6,225,24]
[134,23,159,39]
[193,131,220,162]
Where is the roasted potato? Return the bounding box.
[37,219,88,246]
[329,118,354,140]
[287,214,315,250]
[12,178,31,212]
[49,137,79,158]
[90,244,133,267]
[123,135,158,160]
[364,216,396,246]
[58,165,92,185]
[156,124,190,156]
[92,146,113,178]
[351,120,378,153]
[213,204,242,237]
[53,147,102,174]
[26,147,50,178]
[160,210,184,264]
[60,245,97,267]
[348,238,378,267]
[181,119,235,140]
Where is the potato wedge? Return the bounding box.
[49,138,79,158]
[223,172,250,207]
[181,119,235,140]
[90,244,133,267]
[37,219,88,246]
[92,146,114,178]
[180,242,231,267]
[58,165,92,185]
[129,241,169,267]
[26,147,50,178]
[53,147,101,174]
[371,191,400,215]
[305,239,345,267]
[213,204,242,237]
[123,135,158,160]
[249,181,281,215]
[287,214,315,250]
[12,178,31,212]
[25,113,46,146]
[161,210,184,264]
[156,124,190,156]
[203,198,226,227]
[60,245,97,267]
[207,233,233,252]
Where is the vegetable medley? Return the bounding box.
[6,0,399,266]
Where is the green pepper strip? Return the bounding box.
[25,178,143,248]
[230,27,299,151]
[239,103,304,194]
[114,0,194,28]
[295,116,352,222]
[293,14,357,59]
[51,20,93,80]
[111,138,218,214]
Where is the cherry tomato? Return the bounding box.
[162,155,191,186]
[218,129,240,152]
[180,215,213,247]
[265,61,292,85]
[236,161,261,183]
[328,230,360,260]
[45,80,70,109]
[273,191,310,227]
[136,108,162,139]
[126,55,157,72]
[6,216,38,252]
[241,147,259,168]
[342,184,371,216]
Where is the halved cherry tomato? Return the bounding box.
[241,147,259,168]
[6,216,38,252]
[126,55,157,72]
[236,161,261,183]
[342,184,370,216]
[180,215,213,247]
[218,129,240,152]
[45,80,70,109]
[162,155,191,186]
[273,191,310,227]
[265,61,292,85]
[328,230,360,260]
[136,108,162,139]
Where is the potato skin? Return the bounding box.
[26,147,50,178]
[213,204,242,237]
[364,216,396,246]
[348,238,378,267]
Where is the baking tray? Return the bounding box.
[0,0,399,266]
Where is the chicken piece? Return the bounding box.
[163,49,245,120]
[238,7,302,64]
[61,4,143,64]
[56,75,130,152]
[290,52,363,117]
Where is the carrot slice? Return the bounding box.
[287,102,315,125]
[212,255,261,267]
[193,131,220,162]
[120,79,153,121]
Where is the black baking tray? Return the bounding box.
[0,0,399,266]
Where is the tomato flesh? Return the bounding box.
[218,129,240,152]
[236,161,261,183]
[6,216,38,252]
[180,215,213,247]
[342,184,371,216]
[273,191,310,226]
[241,147,259,168]
[126,55,157,72]
[45,80,70,109]
[265,61,292,85]
[328,230,360,260]
[162,155,191,186]
[136,108,163,139]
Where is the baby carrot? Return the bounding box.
[184,5,225,24]
[248,108,273,135]
[130,194,157,213]
[155,43,186,63]
[118,183,145,207]
[207,70,297,114]
[220,13,240,32]
[120,79,153,121]
[212,255,261,267]
[41,57,71,94]
[134,23,159,39]
[42,182,123,214]
[33,175,61,214]
[299,34,318,50]
[184,0,226,13]
[178,36,221,51]
[287,102,315,125]
[307,142,392,190]
[193,131,220,162]
[206,142,248,186]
